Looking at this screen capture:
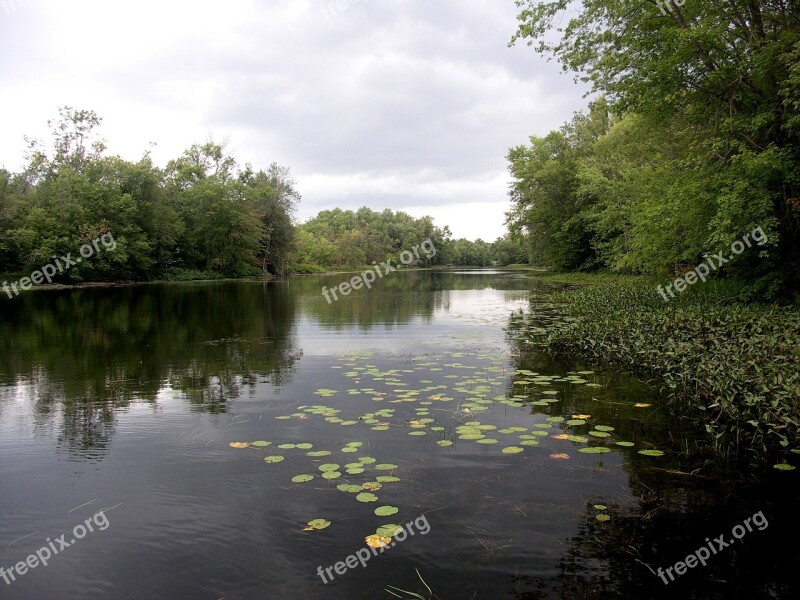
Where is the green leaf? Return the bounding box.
[375,505,399,517]
[638,449,664,457]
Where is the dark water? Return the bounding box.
[0,271,797,599]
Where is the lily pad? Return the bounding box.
[229,442,250,449]
[596,514,611,522]
[263,456,284,463]
[356,492,379,503]
[304,518,331,531]
[615,441,635,447]
[251,441,271,447]
[588,431,611,438]
[358,457,377,465]
[319,463,341,472]
[579,447,611,454]
[337,484,363,493]
[321,471,342,479]
[375,464,399,471]
[502,446,524,454]
[375,505,399,517]
[437,440,454,447]
[594,425,615,432]
[773,463,796,471]
[295,443,313,450]
[638,449,664,457]
[306,450,332,457]
[376,475,400,483]
[291,474,315,483]
[594,504,607,510]
[566,420,586,426]
[376,524,403,537]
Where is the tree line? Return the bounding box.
[508,0,800,297]
[0,108,527,285]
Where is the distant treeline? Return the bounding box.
[292,208,527,271]
[0,108,527,285]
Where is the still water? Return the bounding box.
[0,271,797,599]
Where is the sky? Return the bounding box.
[0,0,590,241]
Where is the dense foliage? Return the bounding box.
[0,108,301,282]
[525,275,800,456]
[508,0,800,296]
[291,208,528,270]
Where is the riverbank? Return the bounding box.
[522,273,800,465]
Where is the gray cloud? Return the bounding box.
[0,0,590,240]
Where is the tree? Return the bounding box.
[511,0,800,290]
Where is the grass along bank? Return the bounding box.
[521,274,800,465]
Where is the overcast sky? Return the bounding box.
[0,0,589,241]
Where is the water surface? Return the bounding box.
[0,272,796,599]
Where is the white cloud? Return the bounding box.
[0,0,589,240]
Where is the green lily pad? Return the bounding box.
[346,467,365,475]
[520,440,539,446]
[594,425,615,432]
[476,438,499,444]
[588,431,611,438]
[579,447,611,454]
[376,524,403,537]
[376,476,400,483]
[502,446,524,454]
[295,443,313,450]
[263,456,284,464]
[321,471,342,479]
[359,457,377,465]
[319,463,341,472]
[567,435,589,443]
[278,443,297,449]
[375,506,399,517]
[593,504,607,510]
[356,492,379,503]
[292,474,315,483]
[375,464,398,471]
[305,518,331,530]
[638,449,664,457]
[566,420,586,426]
[596,514,611,522]
[307,450,332,457]
[615,441,635,447]
[251,441,271,447]
[337,484,363,493]
[773,463,796,471]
